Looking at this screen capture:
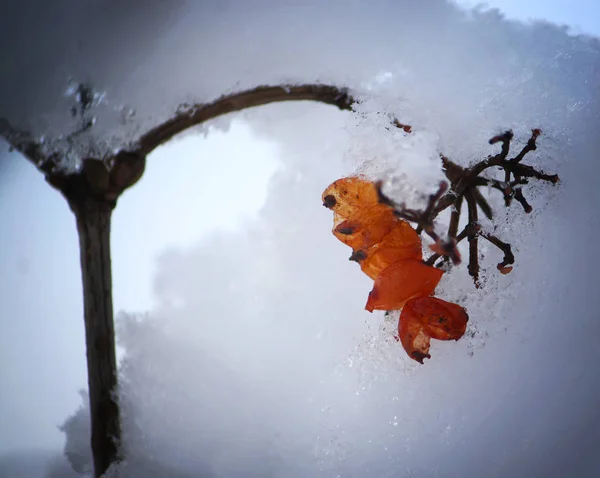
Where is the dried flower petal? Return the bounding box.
[332,208,398,250]
[358,220,422,279]
[322,176,389,218]
[365,259,443,312]
[398,297,468,363]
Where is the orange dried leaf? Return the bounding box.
[398,315,432,364]
[322,175,475,365]
[365,259,443,312]
[332,208,398,250]
[398,297,469,363]
[412,296,468,340]
[358,220,422,279]
[322,176,389,219]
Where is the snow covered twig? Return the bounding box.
[377,129,559,287]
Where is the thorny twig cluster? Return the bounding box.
[377,129,560,287]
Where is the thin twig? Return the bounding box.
[479,230,515,274]
[384,128,558,286]
[464,189,480,287]
[471,188,493,220]
[376,180,447,244]
[513,188,532,213]
[448,195,463,239]
[510,128,541,163]
[424,224,470,267]
[489,130,514,158]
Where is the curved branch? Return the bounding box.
[1,83,357,185]
[133,83,356,156]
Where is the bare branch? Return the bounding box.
[464,189,480,287]
[513,187,532,213]
[510,128,541,163]
[448,195,463,239]
[383,128,558,286]
[2,83,361,210]
[472,188,493,220]
[425,225,470,267]
[504,162,559,183]
[2,83,358,186]
[479,230,515,274]
[133,84,356,156]
[489,130,514,158]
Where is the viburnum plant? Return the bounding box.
[322,127,559,363]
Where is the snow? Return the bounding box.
[1,0,597,172]
[1,0,599,476]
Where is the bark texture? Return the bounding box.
[71,197,120,478]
